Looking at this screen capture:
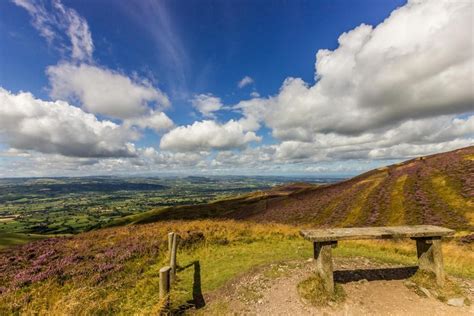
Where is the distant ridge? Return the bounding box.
[113,146,473,230]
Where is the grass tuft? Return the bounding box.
[406,270,469,304]
[297,274,346,306]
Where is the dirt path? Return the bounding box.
[198,257,473,315]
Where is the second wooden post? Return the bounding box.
[169,232,177,283]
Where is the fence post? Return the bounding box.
[168,232,174,260]
[159,266,171,312]
[170,233,177,283]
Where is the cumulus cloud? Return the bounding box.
[238,76,254,88]
[124,110,174,132]
[4,0,474,176]
[13,0,93,61]
[0,147,210,177]
[0,88,137,157]
[271,115,474,161]
[191,94,223,117]
[238,0,473,141]
[160,120,261,152]
[47,63,171,119]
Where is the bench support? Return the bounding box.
[413,237,445,287]
[313,241,337,293]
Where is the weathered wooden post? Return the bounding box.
[170,233,177,283]
[168,232,174,259]
[159,266,171,312]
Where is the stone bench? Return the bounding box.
[300,225,454,293]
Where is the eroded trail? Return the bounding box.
[199,257,474,315]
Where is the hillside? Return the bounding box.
[1,147,473,314]
[114,146,474,230]
[1,220,473,314]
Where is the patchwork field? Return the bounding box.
[0,175,339,237]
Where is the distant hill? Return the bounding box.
[114,146,473,230]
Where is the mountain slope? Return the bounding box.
[121,146,473,230]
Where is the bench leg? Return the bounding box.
[313,241,337,293]
[415,237,445,287]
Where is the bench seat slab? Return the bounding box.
[301,225,454,242]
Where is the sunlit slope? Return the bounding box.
[258,146,473,229]
[122,146,473,230]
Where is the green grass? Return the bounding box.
[0,232,49,249]
[167,237,310,309]
[334,240,474,278]
[1,220,473,314]
[159,233,474,311]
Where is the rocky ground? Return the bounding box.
[198,257,473,315]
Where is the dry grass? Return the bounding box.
[431,175,474,224]
[388,174,407,225]
[342,174,385,226]
[464,154,474,161]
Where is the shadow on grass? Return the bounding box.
[334,266,418,283]
[174,260,205,314]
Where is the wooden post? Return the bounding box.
[159,266,171,312]
[168,232,174,260]
[314,241,337,293]
[170,233,177,283]
[414,236,445,287]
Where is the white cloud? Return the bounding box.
[238,76,254,88]
[160,120,261,152]
[191,94,223,117]
[250,91,260,98]
[0,147,210,177]
[271,115,474,161]
[0,88,137,157]
[239,0,473,140]
[47,63,171,119]
[366,139,474,160]
[4,0,474,177]
[13,0,93,61]
[124,110,174,132]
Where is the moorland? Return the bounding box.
[0,146,472,314]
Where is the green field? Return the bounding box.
[0,175,340,240]
[0,232,49,249]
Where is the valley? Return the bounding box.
[0,175,341,246]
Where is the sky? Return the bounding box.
[0,0,473,177]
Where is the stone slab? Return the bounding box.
[301,225,454,242]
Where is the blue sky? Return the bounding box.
[0,0,472,177]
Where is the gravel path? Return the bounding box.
[200,257,474,315]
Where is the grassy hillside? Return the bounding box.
[111,146,473,230]
[1,220,473,314]
[1,147,472,313]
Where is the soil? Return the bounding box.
[198,257,474,315]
